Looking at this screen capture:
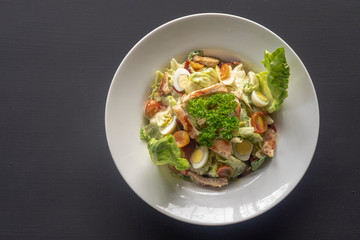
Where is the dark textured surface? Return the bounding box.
[1,0,359,239]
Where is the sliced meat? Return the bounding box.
[210,139,232,159]
[234,98,241,118]
[158,72,170,96]
[169,165,228,188]
[182,82,228,103]
[193,55,220,67]
[261,128,276,157]
[172,105,200,140]
[187,171,228,188]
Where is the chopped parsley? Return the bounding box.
[187,93,239,147]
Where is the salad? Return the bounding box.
[140,48,290,188]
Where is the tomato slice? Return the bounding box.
[173,130,190,148]
[251,112,268,134]
[189,61,204,70]
[144,100,160,119]
[217,165,234,178]
[220,63,230,79]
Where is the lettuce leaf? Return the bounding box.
[251,156,269,171]
[149,71,164,101]
[236,127,263,143]
[220,156,248,178]
[140,124,162,142]
[189,68,219,88]
[170,58,182,71]
[257,47,290,113]
[147,135,190,170]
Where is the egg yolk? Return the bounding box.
[255,91,268,102]
[178,75,189,89]
[190,149,203,163]
[236,141,252,155]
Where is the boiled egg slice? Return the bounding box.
[173,68,190,92]
[190,146,209,169]
[251,91,269,107]
[159,116,177,135]
[232,140,253,161]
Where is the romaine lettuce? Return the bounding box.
[257,47,290,113]
[189,68,219,89]
[251,156,269,171]
[140,124,162,142]
[216,154,247,178]
[147,135,190,170]
[236,127,263,143]
[149,71,164,101]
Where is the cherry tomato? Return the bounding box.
[251,112,268,134]
[189,61,204,70]
[217,165,234,178]
[173,131,190,148]
[144,100,160,119]
[220,63,230,80]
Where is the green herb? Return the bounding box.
[188,50,204,60]
[187,93,239,147]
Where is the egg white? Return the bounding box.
[190,146,209,169]
[251,91,269,107]
[159,116,177,135]
[232,140,253,161]
[173,68,190,92]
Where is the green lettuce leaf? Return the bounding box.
[149,71,164,101]
[189,68,219,88]
[222,156,248,178]
[170,58,182,71]
[257,47,290,113]
[147,135,190,170]
[140,124,162,142]
[236,127,263,143]
[251,156,269,171]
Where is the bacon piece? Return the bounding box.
[172,105,200,140]
[158,72,170,96]
[181,139,197,160]
[210,139,232,159]
[181,82,228,103]
[184,59,192,73]
[261,128,276,157]
[193,55,220,67]
[169,165,228,188]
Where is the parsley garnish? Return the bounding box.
[187,93,239,147]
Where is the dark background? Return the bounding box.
[1,0,359,239]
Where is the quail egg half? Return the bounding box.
[232,139,253,161]
[190,146,209,169]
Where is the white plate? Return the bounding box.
[105,13,319,225]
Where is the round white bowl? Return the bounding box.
[105,13,319,225]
